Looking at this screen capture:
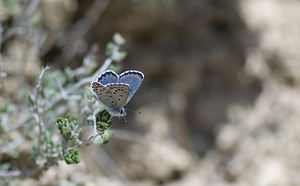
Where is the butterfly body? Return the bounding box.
[92,70,144,117]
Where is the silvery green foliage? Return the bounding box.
[56,115,80,144]
[64,149,80,165]
[0,33,127,177]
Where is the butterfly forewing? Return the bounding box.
[97,70,119,85]
[92,70,144,116]
[119,70,144,103]
[92,82,130,111]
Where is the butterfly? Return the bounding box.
[91,70,144,117]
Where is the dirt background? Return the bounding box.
[2,0,300,185]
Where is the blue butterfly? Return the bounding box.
[91,70,144,117]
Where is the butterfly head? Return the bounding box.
[107,107,127,117]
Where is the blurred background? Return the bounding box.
[1,0,300,185]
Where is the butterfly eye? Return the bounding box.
[120,109,126,116]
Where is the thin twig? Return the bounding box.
[3,0,41,41]
[4,116,32,133]
[87,107,101,140]
[56,77,68,99]
[0,155,57,178]
[3,55,113,134]
[0,136,24,154]
[0,170,21,178]
[0,14,6,79]
[2,33,120,136]
[69,56,113,92]
[71,0,110,39]
[60,0,111,61]
[34,66,50,154]
[0,15,2,73]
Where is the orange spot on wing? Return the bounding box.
[92,82,103,88]
[92,82,103,92]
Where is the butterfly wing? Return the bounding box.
[97,70,119,85]
[119,70,144,103]
[92,82,130,112]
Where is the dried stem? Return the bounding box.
[0,136,24,154]
[34,66,50,154]
[0,0,124,180]
[0,155,57,178]
[0,15,2,73]
[86,107,101,141]
[60,0,111,61]
[71,0,110,39]
[3,51,114,134]
[0,15,5,79]
[2,0,41,41]
[0,170,21,178]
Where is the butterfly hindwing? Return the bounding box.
[97,70,119,85]
[92,70,144,116]
[119,70,144,103]
[92,82,130,111]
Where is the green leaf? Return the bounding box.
[95,110,113,131]
[0,101,15,113]
[1,0,22,15]
[66,114,77,125]
[90,129,114,144]
[64,149,80,164]
[106,42,115,56]
[64,67,74,80]
[29,11,41,27]
[107,65,120,73]
[113,33,125,45]
[56,114,81,145]
[0,162,11,172]
[0,120,4,134]
[27,93,35,106]
[102,129,114,144]
[116,51,127,62]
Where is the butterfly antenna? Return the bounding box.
[125,108,142,114]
